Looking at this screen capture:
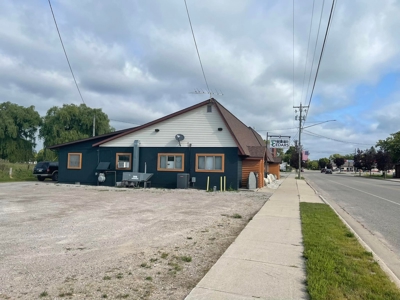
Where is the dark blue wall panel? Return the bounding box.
[58,142,239,189]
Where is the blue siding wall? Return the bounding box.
[139,147,238,189]
[58,143,239,189]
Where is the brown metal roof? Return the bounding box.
[247,146,267,159]
[214,102,266,156]
[266,147,276,163]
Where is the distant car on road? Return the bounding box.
[33,161,59,181]
[325,169,332,174]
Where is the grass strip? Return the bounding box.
[300,203,400,300]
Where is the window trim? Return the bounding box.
[195,154,225,173]
[67,153,82,170]
[157,153,185,172]
[115,153,132,170]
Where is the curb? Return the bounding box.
[305,179,400,289]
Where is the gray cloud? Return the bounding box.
[1,0,400,159]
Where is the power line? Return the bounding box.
[257,127,299,132]
[326,0,338,44]
[292,0,295,106]
[300,0,316,105]
[48,0,85,105]
[184,0,211,96]
[303,129,372,145]
[109,119,141,126]
[48,1,144,131]
[304,0,326,107]
[305,0,336,122]
[292,0,295,137]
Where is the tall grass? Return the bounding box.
[0,160,36,182]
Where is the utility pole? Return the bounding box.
[93,114,96,137]
[293,103,309,179]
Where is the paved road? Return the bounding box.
[304,171,400,279]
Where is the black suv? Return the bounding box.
[33,161,59,181]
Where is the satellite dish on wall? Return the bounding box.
[175,134,185,146]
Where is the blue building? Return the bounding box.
[49,98,272,189]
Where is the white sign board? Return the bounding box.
[270,138,290,149]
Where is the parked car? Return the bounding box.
[33,161,59,181]
[325,169,332,174]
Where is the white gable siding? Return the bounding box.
[101,106,237,148]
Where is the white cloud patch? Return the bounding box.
[0,0,400,158]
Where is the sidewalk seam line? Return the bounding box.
[221,256,305,269]
[192,286,267,300]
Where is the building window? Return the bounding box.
[195,154,224,172]
[207,105,212,112]
[157,153,184,171]
[67,153,82,169]
[116,153,132,170]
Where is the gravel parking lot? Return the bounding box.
[0,182,271,299]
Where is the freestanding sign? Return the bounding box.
[270,138,290,149]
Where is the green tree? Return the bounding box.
[40,104,114,147]
[318,158,329,169]
[354,148,363,170]
[343,153,355,160]
[308,160,319,170]
[0,102,41,162]
[363,147,376,174]
[329,153,343,161]
[375,149,392,178]
[333,157,345,172]
[289,144,305,170]
[276,148,284,157]
[377,131,400,164]
[36,149,58,162]
[283,146,296,164]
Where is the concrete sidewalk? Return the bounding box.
[185,174,322,300]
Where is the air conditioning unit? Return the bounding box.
[118,162,130,168]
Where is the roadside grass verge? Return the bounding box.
[300,203,400,300]
[361,173,396,180]
[0,161,36,182]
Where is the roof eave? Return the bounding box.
[214,102,247,155]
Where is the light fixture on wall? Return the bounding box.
[155,129,160,132]
[218,128,223,131]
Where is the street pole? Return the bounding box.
[294,103,309,179]
[93,114,96,137]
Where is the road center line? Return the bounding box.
[326,179,400,207]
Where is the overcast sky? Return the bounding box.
[1,0,399,160]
